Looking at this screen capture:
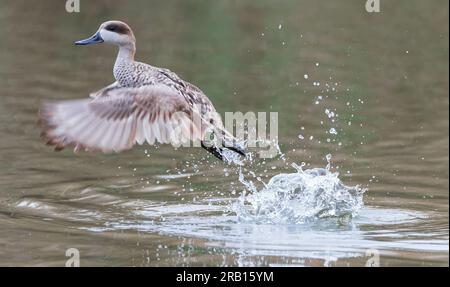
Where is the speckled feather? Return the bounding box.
[112,59,220,124]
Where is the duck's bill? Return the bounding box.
[75,32,104,45]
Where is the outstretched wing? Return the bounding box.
[39,85,204,153]
[89,81,121,98]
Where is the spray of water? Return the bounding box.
[232,153,366,224]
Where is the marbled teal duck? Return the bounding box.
[39,21,246,161]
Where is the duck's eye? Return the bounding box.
[106,25,117,32]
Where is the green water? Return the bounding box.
[0,0,448,266]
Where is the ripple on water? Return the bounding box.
[73,165,444,262]
[13,164,445,263]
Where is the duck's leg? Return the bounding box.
[201,141,223,161]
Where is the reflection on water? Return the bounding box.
[0,0,448,266]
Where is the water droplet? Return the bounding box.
[325,154,332,170]
[325,109,335,118]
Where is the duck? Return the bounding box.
[39,20,246,161]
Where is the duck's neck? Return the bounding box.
[116,43,135,63]
[113,43,136,84]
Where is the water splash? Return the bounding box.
[233,155,366,224]
[221,148,245,166]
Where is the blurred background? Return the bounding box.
[0,0,448,266]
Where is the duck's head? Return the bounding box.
[75,21,135,47]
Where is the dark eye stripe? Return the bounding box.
[105,24,129,35]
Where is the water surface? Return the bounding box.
[0,0,448,266]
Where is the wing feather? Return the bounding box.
[39,85,204,153]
